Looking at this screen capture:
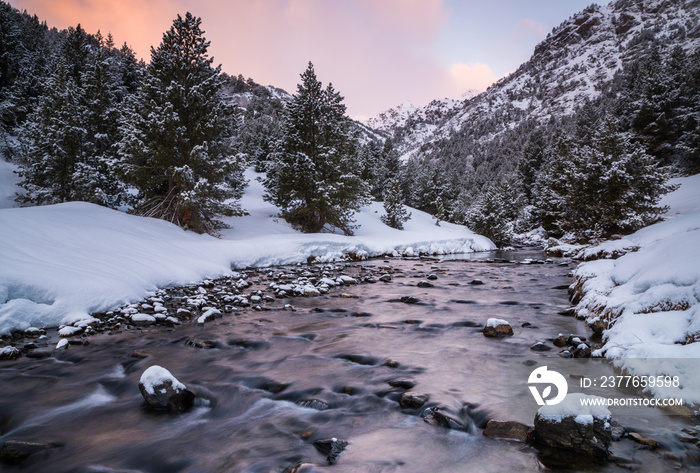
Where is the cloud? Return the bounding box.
[446,62,500,96]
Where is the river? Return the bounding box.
[0,251,698,472]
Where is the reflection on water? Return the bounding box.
[0,253,696,472]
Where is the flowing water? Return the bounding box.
[1,252,698,472]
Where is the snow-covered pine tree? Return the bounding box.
[434,195,446,226]
[517,129,547,205]
[15,59,111,206]
[263,62,369,235]
[533,134,576,237]
[375,137,401,199]
[534,119,673,238]
[381,177,411,230]
[77,43,126,207]
[466,178,521,247]
[118,12,245,235]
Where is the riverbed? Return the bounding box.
[0,252,698,472]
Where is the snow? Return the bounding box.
[537,393,611,423]
[0,166,494,334]
[486,318,510,328]
[139,365,186,395]
[572,174,700,403]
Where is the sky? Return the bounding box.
[8,0,595,119]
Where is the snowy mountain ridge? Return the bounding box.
[371,0,700,159]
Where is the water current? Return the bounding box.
[1,251,698,472]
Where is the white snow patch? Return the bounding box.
[538,393,611,423]
[486,318,510,328]
[139,365,186,395]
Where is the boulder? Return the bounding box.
[483,420,532,442]
[138,365,194,412]
[313,438,348,465]
[482,318,513,337]
[0,346,21,361]
[399,392,429,408]
[531,393,612,461]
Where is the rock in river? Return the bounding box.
[138,365,195,412]
[482,318,513,337]
[483,420,532,442]
[313,438,348,465]
[530,393,612,461]
[399,392,429,408]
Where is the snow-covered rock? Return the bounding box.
[483,318,513,337]
[532,393,612,460]
[138,365,194,411]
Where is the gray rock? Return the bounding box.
[530,342,552,352]
[417,280,433,288]
[313,438,348,465]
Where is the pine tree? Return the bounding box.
[118,13,244,234]
[534,120,673,238]
[381,177,411,230]
[434,195,446,226]
[263,62,369,235]
[78,44,125,207]
[466,178,521,247]
[15,60,94,205]
[517,129,547,204]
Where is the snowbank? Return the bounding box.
[0,167,494,334]
[572,174,700,403]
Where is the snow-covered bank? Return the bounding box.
[572,174,700,403]
[0,168,494,334]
